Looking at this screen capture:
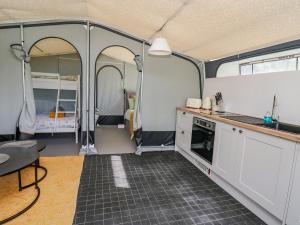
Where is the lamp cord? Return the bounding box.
[149,0,191,40]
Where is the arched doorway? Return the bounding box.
[96,65,124,125]
[94,46,139,154]
[28,37,82,155]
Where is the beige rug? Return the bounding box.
[0,156,84,225]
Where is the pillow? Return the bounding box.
[128,98,135,110]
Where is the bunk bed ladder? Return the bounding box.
[56,76,79,143]
[74,89,78,143]
[54,74,61,135]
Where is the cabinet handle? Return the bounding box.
[232,128,236,131]
[239,130,243,134]
[181,131,184,134]
[182,112,186,115]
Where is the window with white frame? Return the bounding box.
[240,55,299,75]
[216,48,300,77]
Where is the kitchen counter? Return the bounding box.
[177,107,300,143]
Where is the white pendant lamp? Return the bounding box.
[148,36,172,56]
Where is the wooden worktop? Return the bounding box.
[177,107,300,143]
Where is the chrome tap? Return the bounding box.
[275,116,280,130]
[271,94,278,120]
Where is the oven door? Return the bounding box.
[191,124,215,164]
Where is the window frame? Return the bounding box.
[239,53,300,75]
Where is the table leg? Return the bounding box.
[35,160,38,188]
[18,170,22,191]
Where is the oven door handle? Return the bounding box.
[193,125,214,134]
[194,124,215,133]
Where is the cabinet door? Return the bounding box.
[212,122,238,183]
[175,127,191,152]
[286,144,300,225]
[236,129,295,220]
[176,110,193,132]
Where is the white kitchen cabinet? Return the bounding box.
[286,144,300,225]
[176,110,193,132]
[176,127,191,152]
[235,128,296,220]
[213,122,296,220]
[213,122,238,184]
[175,110,193,152]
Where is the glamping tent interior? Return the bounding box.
[0,1,300,225]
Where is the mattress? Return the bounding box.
[124,109,134,121]
[32,74,78,81]
[36,114,76,131]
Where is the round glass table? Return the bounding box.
[0,147,40,224]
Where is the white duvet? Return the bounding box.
[36,114,76,130]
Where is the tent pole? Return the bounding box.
[141,42,145,108]
[86,20,90,149]
[20,24,25,103]
[82,21,97,154]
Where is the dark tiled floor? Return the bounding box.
[73,152,265,225]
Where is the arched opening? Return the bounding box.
[28,37,82,154]
[95,65,124,125]
[94,46,140,154]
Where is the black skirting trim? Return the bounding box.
[0,134,15,142]
[137,131,176,147]
[97,115,124,125]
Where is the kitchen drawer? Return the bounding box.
[176,110,193,132]
[176,127,191,152]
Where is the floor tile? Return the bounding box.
[73,152,265,225]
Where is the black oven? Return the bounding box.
[191,117,215,164]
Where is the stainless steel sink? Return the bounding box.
[220,115,264,125]
[221,115,300,134]
[259,122,300,135]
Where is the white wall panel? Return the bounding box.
[204,71,300,126]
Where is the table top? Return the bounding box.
[0,147,39,176]
[0,141,46,152]
[28,142,46,152]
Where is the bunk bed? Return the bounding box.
[32,72,80,143]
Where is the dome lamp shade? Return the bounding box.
[148,37,172,56]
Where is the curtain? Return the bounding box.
[133,70,142,131]
[19,63,36,134]
[11,44,36,134]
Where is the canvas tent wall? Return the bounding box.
[95,49,139,126]
[0,22,202,147]
[97,54,138,93]
[0,28,22,138]
[96,65,124,125]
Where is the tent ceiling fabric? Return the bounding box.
[1,0,300,60]
[101,47,135,65]
[29,38,77,57]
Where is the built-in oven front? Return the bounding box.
[191,117,216,164]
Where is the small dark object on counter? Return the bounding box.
[215,92,223,105]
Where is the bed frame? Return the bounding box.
[32,72,80,143]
